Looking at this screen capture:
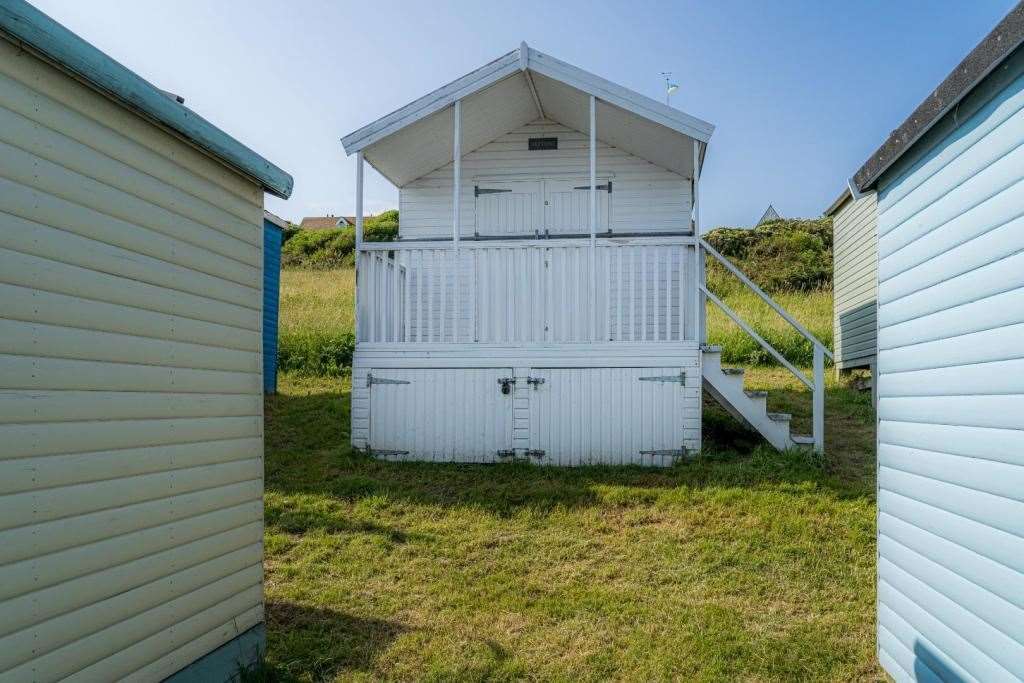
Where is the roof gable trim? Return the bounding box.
[340,43,715,157]
[0,0,293,199]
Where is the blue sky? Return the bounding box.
[32,0,1018,228]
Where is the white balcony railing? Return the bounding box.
[356,237,699,345]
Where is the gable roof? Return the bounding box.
[0,0,293,199]
[341,42,715,187]
[299,215,345,230]
[852,1,1024,193]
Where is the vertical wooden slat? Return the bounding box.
[392,252,400,342]
[426,250,434,342]
[677,246,685,341]
[665,247,673,341]
[603,247,611,341]
[439,249,448,343]
[629,248,636,341]
[641,246,648,342]
[471,249,478,342]
[616,247,623,342]
[653,247,660,341]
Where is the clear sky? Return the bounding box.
[31,0,1018,228]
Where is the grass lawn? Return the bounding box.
[263,369,880,681]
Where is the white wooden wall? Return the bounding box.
[875,54,1024,682]
[351,345,701,466]
[0,39,265,682]
[399,120,692,238]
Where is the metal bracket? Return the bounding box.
[496,449,516,459]
[366,372,410,388]
[368,447,410,457]
[573,181,612,193]
[525,449,546,459]
[497,377,516,394]
[638,371,686,384]
[475,186,512,197]
[526,376,546,388]
[639,448,688,458]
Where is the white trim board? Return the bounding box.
[340,43,714,157]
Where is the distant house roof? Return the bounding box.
[0,0,293,198]
[852,1,1024,192]
[340,216,356,226]
[756,204,781,225]
[299,215,346,230]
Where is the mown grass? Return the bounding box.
[263,371,879,681]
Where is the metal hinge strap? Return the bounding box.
[368,447,410,457]
[475,186,512,197]
[638,371,686,384]
[367,372,411,387]
[639,448,688,458]
[526,376,546,388]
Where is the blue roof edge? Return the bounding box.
[0,0,293,199]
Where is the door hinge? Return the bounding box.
[526,376,546,388]
[638,371,686,384]
[497,377,516,394]
[368,446,410,457]
[639,448,689,459]
[496,449,516,458]
[573,181,612,193]
[475,186,512,197]
[497,448,545,460]
[366,372,411,387]
[525,449,546,459]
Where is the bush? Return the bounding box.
[281,211,400,269]
[278,331,354,377]
[703,218,833,293]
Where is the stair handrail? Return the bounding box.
[699,238,831,455]
[699,238,834,360]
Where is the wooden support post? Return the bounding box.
[813,343,825,455]
[453,99,462,341]
[693,142,706,344]
[354,151,364,342]
[589,94,597,341]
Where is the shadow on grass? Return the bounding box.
[264,381,874,523]
[264,601,409,680]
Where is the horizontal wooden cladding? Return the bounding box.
[0,523,262,639]
[880,443,1024,503]
[0,415,260,459]
[0,566,262,681]
[1,247,259,331]
[880,420,1024,467]
[879,358,1024,398]
[879,322,1024,373]
[0,319,257,373]
[879,466,1024,540]
[0,38,261,205]
[880,211,1024,302]
[0,497,262,590]
[0,354,259,395]
[0,178,258,289]
[0,70,260,224]
[0,141,260,266]
[882,537,1024,660]
[114,604,262,683]
[1,283,260,352]
[878,287,1024,351]
[0,209,259,310]
[0,457,261,531]
[878,250,1024,328]
[878,394,1024,429]
[879,568,1020,680]
[0,436,262,494]
[0,390,260,425]
[0,100,261,245]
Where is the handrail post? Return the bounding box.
[813,343,825,455]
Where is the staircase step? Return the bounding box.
[744,390,768,399]
[721,368,744,376]
[791,434,814,445]
[767,412,792,422]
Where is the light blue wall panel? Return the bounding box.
[262,220,283,393]
[875,44,1024,682]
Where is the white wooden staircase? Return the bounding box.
[698,239,833,454]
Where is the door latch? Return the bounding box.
[526,376,546,389]
[497,377,516,394]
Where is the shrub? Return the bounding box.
[281,211,400,269]
[277,331,354,377]
[703,218,833,293]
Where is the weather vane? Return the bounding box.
[661,71,679,105]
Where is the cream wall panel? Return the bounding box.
[0,40,261,204]
[0,40,265,682]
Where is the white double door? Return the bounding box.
[474,178,610,237]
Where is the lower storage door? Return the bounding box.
[529,367,691,466]
[368,368,514,462]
